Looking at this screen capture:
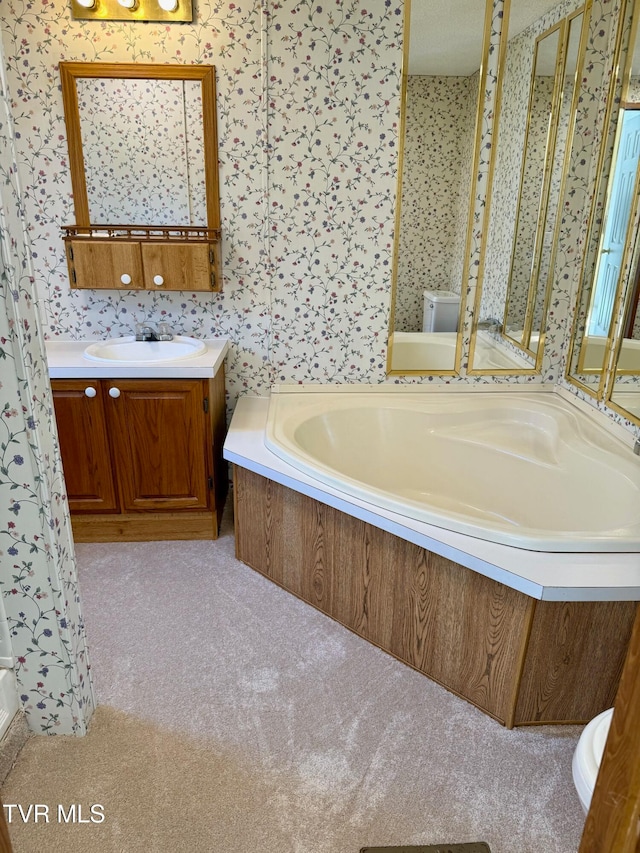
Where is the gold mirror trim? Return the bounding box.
[531,5,591,374]
[469,3,591,377]
[59,62,220,232]
[387,0,493,377]
[501,19,566,359]
[467,0,543,376]
[455,0,503,377]
[564,0,635,401]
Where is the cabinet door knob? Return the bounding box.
[108,387,121,399]
[120,273,132,285]
[153,275,164,287]
[84,386,97,398]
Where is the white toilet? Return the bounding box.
[572,707,614,814]
[422,289,460,332]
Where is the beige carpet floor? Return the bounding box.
[2,504,587,852]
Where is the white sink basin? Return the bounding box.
[83,336,207,364]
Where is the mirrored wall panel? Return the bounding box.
[566,0,638,400]
[387,0,487,373]
[471,0,586,372]
[606,11,640,425]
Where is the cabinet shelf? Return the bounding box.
[63,226,222,292]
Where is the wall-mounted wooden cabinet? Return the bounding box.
[51,372,227,541]
[65,234,221,292]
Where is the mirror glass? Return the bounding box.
[610,208,640,419]
[607,17,640,424]
[387,0,486,373]
[471,1,585,371]
[566,6,638,394]
[76,77,206,227]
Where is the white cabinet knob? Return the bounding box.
[108,387,121,399]
[120,273,132,285]
[153,275,164,287]
[84,386,97,398]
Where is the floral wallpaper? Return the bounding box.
[394,75,476,332]
[0,54,95,735]
[78,77,206,226]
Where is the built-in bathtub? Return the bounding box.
[265,387,640,552]
[224,386,640,726]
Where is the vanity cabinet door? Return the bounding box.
[105,379,212,512]
[51,380,120,512]
[67,240,144,290]
[140,242,216,292]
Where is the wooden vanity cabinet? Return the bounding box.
[66,238,219,292]
[51,373,227,541]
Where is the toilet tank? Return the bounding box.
[422,289,460,332]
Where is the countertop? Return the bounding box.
[224,395,640,603]
[46,338,229,379]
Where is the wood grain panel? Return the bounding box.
[331,516,397,652]
[515,600,638,724]
[233,467,636,727]
[208,367,228,529]
[233,467,529,723]
[389,544,531,723]
[68,240,144,289]
[140,242,213,291]
[579,607,640,852]
[107,379,209,512]
[51,381,119,512]
[70,510,217,541]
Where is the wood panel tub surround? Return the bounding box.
[233,466,638,727]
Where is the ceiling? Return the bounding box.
[408,0,569,75]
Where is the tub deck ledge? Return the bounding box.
[223,395,640,603]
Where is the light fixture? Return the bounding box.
[70,0,192,21]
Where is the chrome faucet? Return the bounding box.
[135,322,173,342]
[477,317,503,333]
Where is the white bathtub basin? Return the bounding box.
[265,389,640,552]
[83,335,206,364]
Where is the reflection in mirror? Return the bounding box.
[503,24,562,350]
[59,62,219,233]
[387,0,486,373]
[77,78,206,226]
[608,120,640,424]
[567,2,638,394]
[610,218,640,420]
[471,0,585,372]
[530,12,584,352]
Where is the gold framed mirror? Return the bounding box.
[470,0,589,374]
[386,0,490,374]
[59,62,221,292]
[566,0,638,398]
[604,7,640,426]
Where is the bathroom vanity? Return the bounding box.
[47,338,228,542]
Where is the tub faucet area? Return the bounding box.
[477,317,503,333]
